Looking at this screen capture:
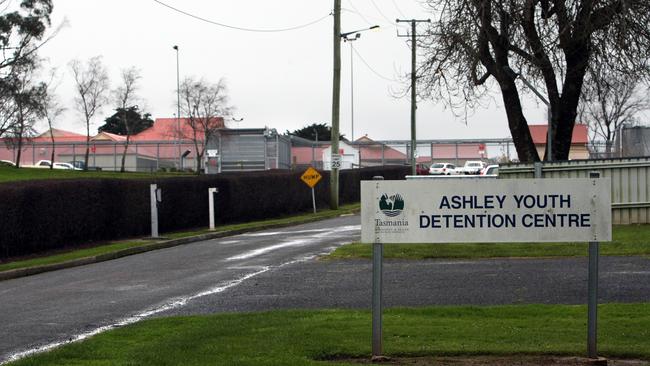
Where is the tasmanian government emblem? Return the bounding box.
[379,193,405,217]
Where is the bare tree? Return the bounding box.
[113,67,141,172]
[69,56,109,171]
[42,70,65,169]
[178,77,232,173]
[579,67,649,155]
[4,62,47,168]
[419,0,650,162]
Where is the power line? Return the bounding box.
[152,0,331,33]
[352,46,396,82]
[344,0,380,27]
[391,0,406,18]
[369,0,397,25]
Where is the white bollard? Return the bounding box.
[209,187,219,230]
[150,184,161,238]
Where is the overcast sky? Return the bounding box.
[38,0,549,141]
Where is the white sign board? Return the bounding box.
[331,154,342,169]
[361,179,611,243]
[207,149,219,158]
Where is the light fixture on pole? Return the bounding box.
[341,25,379,142]
[173,45,181,168]
[231,117,244,128]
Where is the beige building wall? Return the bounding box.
[535,144,589,160]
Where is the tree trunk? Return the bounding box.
[50,133,55,170]
[50,138,54,169]
[499,79,540,163]
[84,122,90,171]
[120,110,130,173]
[120,136,129,173]
[15,138,23,168]
[549,41,590,161]
[196,152,203,175]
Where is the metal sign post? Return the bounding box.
[372,176,384,358]
[300,167,323,214]
[587,171,601,359]
[208,187,219,230]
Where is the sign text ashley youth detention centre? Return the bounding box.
[361,179,612,243]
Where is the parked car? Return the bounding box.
[53,162,77,170]
[0,159,15,167]
[429,162,459,175]
[67,160,101,171]
[481,164,499,176]
[416,163,429,175]
[461,160,486,175]
[68,161,86,170]
[30,160,53,168]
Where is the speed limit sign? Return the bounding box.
[331,154,342,169]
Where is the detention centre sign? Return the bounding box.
[361,178,612,243]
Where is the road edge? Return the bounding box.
[0,211,360,282]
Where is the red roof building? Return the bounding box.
[133,117,225,141]
[529,124,589,160]
[355,136,406,164]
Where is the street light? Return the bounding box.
[231,117,244,128]
[341,25,379,142]
[173,45,181,168]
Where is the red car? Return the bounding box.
[416,163,429,175]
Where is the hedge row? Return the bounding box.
[0,166,409,260]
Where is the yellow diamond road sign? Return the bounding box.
[301,167,322,188]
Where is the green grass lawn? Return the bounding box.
[8,304,650,365]
[0,166,190,183]
[328,224,650,260]
[0,203,360,273]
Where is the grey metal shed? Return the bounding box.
[205,128,291,173]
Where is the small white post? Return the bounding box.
[209,187,219,230]
[311,187,316,214]
[150,184,159,238]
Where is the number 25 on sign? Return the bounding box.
[301,167,322,213]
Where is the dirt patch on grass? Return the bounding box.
[334,356,649,366]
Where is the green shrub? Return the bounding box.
[0,166,408,260]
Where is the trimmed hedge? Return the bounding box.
[0,166,409,260]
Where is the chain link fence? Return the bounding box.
[1,140,201,172]
[290,137,518,170]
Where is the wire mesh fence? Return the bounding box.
[1,140,201,172]
[3,135,647,172]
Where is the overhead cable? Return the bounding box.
[352,46,397,82]
[152,0,331,33]
[369,0,397,25]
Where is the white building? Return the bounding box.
[321,141,359,170]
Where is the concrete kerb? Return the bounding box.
[0,209,360,282]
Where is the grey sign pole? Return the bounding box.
[209,188,218,230]
[311,187,317,214]
[150,184,159,238]
[534,162,543,178]
[588,171,600,359]
[372,176,384,358]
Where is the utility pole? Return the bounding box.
[330,0,341,210]
[341,25,379,143]
[397,18,430,175]
[173,45,181,169]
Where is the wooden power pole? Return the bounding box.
[330,0,341,209]
[396,18,430,175]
